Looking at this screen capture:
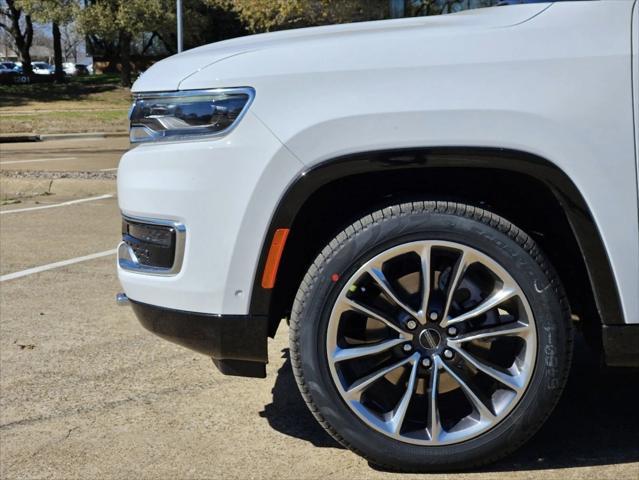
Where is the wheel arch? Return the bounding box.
[249,147,624,336]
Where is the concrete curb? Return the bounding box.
[0,132,129,144]
[1,177,116,200]
[0,134,41,143]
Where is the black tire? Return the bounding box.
[289,201,573,472]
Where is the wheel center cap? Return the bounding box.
[419,328,442,350]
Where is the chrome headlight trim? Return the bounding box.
[129,87,255,144]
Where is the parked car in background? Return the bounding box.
[75,64,90,76]
[117,0,639,473]
[0,61,21,72]
[62,62,75,75]
[0,64,15,83]
[0,64,29,84]
[31,62,54,75]
[62,62,90,76]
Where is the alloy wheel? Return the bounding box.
[326,240,537,445]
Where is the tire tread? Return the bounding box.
[289,201,572,472]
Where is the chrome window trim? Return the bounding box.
[118,215,186,276]
[129,87,255,144]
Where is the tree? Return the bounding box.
[61,22,82,62]
[0,0,34,77]
[148,0,244,55]
[210,1,502,35]
[78,0,170,86]
[209,0,389,33]
[18,0,77,82]
[406,0,500,16]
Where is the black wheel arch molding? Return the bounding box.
[249,147,626,334]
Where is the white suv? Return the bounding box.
[117,1,639,471]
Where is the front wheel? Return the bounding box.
[289,201,572,471]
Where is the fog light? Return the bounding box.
[122,218,176,269]
[126,222,174,247]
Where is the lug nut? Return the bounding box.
[447,326,458,337]
[405,319,418,330]
[403,343,413,352]
[421,357,432,368]
[429,311,438,321]
[443,349,454,360]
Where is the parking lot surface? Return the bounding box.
[0,140,638,479]
[0,137,129,172]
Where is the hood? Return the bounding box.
[132,3,551,93]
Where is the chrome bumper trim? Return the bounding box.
[118,215,186,276]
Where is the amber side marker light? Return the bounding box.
[261,228,290,289]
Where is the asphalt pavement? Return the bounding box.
[0,139,637,479]
[0,137,129,172]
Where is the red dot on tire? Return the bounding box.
[331,273,340,282]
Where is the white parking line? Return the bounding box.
[1,194,114,215]
[0,156,77,165]
[0,249,117,282]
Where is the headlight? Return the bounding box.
[129,87,255,143]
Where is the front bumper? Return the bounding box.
[117,111,302,315]
[116,110,303,377]
[130,298,269,378]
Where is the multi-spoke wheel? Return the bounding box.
[327,240,536,445]
[290,202,572,471]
